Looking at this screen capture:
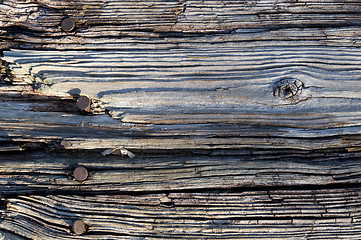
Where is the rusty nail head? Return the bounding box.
[73,166,88,181]
[72,220,87,235]
[76,96,91,111]
[61,17,75,32]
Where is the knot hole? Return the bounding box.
[273,78,304,99]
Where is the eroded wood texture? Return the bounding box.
[2,0,361,49]
[1,149,361,194]
[3,46,361,150]
[2,0,361,239]
[2,191,361,240]
[0,150,360,239]
[2,1,361,151]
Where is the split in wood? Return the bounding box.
[0,87,106,115]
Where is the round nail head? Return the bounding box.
[76,96,91,111]
[73,166,88,181]
[61,17,75,32]
[72,220,87,235]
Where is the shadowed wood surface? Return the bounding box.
[2,0,361,239]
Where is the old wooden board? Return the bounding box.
[4,46,361,151]
[1,0,361,239]
[0,149,361,239]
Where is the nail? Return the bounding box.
[72,220,87,235]
[73,166,88,181]
[76,96,91,112]
[61,17,75,32]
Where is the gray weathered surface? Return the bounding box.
[0,150,360,194]
[1,150,361,239]
[3,46,361,151]
[2,191,361,240]
[2,0,361,239]
[2,0,361,49]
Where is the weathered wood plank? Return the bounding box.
[2,1,361,239]
[2,0,361,49]
[3,45,361,150]
[1,191,361,239]
[0,150,360,194]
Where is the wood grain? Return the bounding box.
[2,0,361,239]
[1,190,361,239]
[0,150,360,195]
[1,149,361,239]
[3,45,361,150]
[2,0,361,49]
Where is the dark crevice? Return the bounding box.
[0,88,106,116]
[0,59,14,85]
[1,42,351,52]
[4,20,361,36]
[3,21,361,45]
[0,199,7,210]
[0,146,355,162]
[0,25,44,33]
[2,181,361,198]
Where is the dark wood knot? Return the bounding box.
[273,78,303,99]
